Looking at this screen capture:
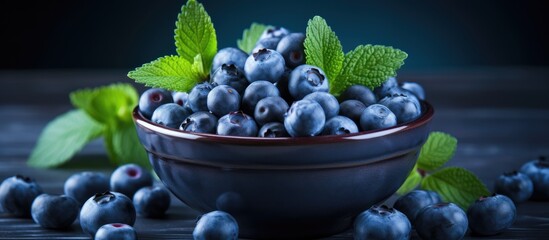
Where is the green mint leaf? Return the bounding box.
[70,83,138,126]
[174,0,217,72]
[417,132,458,171]
[237,22,270,53]
[28,110,104,168]
[103,122,149,168]
[332,45,407,95]
[396,165,422,195]
[128,56,202,92]
[421,167,491,209]
[304,16,344,85]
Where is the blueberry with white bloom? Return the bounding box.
[244,48,285,83]
[288,64,329,100]
[31,194,79,229]
[360,104,397,131]
[322,116,358,136]
[0,175,43,217]
[284,99,325,137]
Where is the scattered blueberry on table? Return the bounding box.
[0,175,43,217]
[110,163,153,199]
[31,194,79,229]
[415,202,469,240]
[80,191,136,237]
[354,205,411,240]
[467,194,516,236]
[94,223,137,240]
[64,171,110,206]
[193,210,239,240]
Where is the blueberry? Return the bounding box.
[303,92,339,120]
[244,48,286,83]
[257,122,290,138]
[31,194,79,229]
[393,190,442,223]
[276,33,305,68]
[241,80,280,115]
[322,116,358,136]
[275,68,295,105]
[110,164,153,199]
[193,210,239,240]
[373,76,398,99]
[180,111,218,134]
[467,194,516,236]
[339,100,366,124]
[151,103,191,129]
[252,37,282,53]
[64,171,109,206]
[80,191,136,237]
[259,26,290,40]
[494,171,533,203]
[519,156,549,200]
[284,99,325,137]
[288,64,329,100]
[138,88,174,119]
[95,223,137,240]
[354,205,411,240]
[172,91,189,106]
[211,47,248,74]
[254,96,289,126]
[415,203,468,240]
[360,104,397,131]
[211,64,249,95]
[133,186,171,218]
[207,85,241,117]
[400,81,426,100]
[188,82,214,112]
[340,85,377,107]
[379,94,422,124]
[217,111,258,137]
[0,175,43,217]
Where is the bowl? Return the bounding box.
[132,102,434,239]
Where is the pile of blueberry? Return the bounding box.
[0,164,172,239]
[354,190,515,240]
[353,156,549,240]
[495,156,549,203]
[139,26,425,137]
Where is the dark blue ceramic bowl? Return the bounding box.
[132,102,434,239]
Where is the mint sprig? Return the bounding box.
[333,45,407,94]
[396,131,490,209]
[237,23,270,53]
[28,84,149,168]
[304,16,344,84]
[175,0,217,72]
[28,110,104,168]
[128,56,202,93]
[304,16,407,95]
[128,0,216,92]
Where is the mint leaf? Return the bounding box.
[332,45,407,95]
[70,83,138,126]
[28,110,104,168]
[127,56,202,92]
[237,22,270,53]
[417,132,458,171]
[304,16,344,85]
[397,165,422,195]
[174,0,217,72]
[422,167,490,209]
[105,122,149,168]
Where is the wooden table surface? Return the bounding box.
[1,68,549,239]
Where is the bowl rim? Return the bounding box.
[132,101,434,146]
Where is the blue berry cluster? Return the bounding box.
[0,163,173,239]
[353,189,521,239]
[138,26,426,138]
[495,156,549,202]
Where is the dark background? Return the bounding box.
[2,0,548,71]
